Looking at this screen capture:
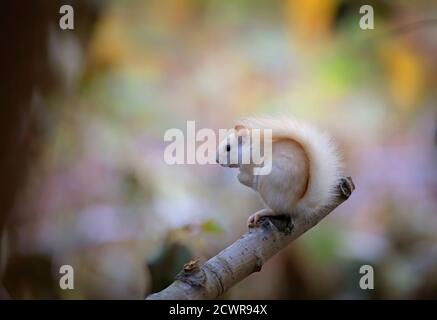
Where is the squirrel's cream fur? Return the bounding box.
[217,116,343,227]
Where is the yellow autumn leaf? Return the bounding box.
[285,0,338,44]
[379,40,425,113]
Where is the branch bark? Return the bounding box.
[147,176,355,300]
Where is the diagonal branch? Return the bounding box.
[147,176,355,300]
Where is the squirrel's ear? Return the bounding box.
[234,125,249,136]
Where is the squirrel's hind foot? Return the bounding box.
[247,209,275,228]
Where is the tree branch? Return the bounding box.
[147,176,355,300]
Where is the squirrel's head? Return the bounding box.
[216,124,251,168]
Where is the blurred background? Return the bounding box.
[0,0,436,299]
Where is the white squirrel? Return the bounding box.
[216,117,343,227]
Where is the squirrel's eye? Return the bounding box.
[226,144,231,152]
